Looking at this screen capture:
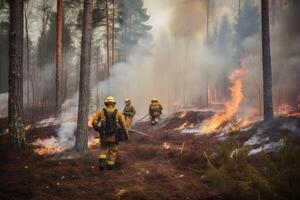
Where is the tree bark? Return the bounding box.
[261,0,274,121]
[8,0,25,149]
[75,0,93,153]
[55,0,63,117]
[112,0,115,65]
[106,0,110,94]
[24,7,30,110]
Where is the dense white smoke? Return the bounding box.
[32,0,300,152]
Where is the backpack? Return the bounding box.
[103,108,118,136]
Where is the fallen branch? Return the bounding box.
[180,141,185,155]
[203,151,217,169]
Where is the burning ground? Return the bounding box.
[1,108,300,200]
[1,63,300,200]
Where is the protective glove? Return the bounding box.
[124,133,129,141]
[93,126,102,133]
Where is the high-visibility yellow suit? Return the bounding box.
[123,99,136,128]
[149,98,163,125]
[92,96,128,170]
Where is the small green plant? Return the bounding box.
[204,142,271,199]
[265,139,300,200]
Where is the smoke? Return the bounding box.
[169,0,206,38]
[34,0,300,152]
[0,92,7,118]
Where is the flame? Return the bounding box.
[33,138,64,155]
[88,116,93,128]
[175,122,189,130]
[277,104,293,116]
[33,136,99,156]
[201,63,246,133]
[179,112,187,118]
[297,94,300,111]
[25,124,32,131]
[88,138,99,148]
[163,142,171,149]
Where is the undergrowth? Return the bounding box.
[204,137,300,200]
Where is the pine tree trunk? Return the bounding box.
[8,0,25,149]
[261,0,273,121]
[75,0,93,153]
[24,7,30,110]
[112,0,115,65]
[55,0,63,117]
[105,0,110,94]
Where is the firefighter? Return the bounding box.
[149,98,163,125]
[92,96,128,171]
[123,98,136,128]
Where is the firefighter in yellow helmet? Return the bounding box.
[123,98,136,128]
[149,98,163,125]
[92,96,128,171]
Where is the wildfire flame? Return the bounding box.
[201,62,247,133]
[277,104,293,116]
[88,116,94,128]
[179,112,187,118]
[163,142,171,149]
[88,138,99,148]
[33,138,64,155]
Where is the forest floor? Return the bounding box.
[0,111,300,200]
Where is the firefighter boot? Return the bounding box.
[99,158,106,171]
[107,164,114,170]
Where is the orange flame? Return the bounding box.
[88,116,93,128]
[163,142,171,149]
[277,104,293,116]
[33,138,64,155]
[297,94,300,111]
[88,138,99,148]
[201,63,246,133]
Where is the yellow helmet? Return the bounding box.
[104,96,116,104]
[124,98,131,103]
[151,98,158,103]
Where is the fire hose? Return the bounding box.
[135,114,150,122]
[94,128,150,138]
[128,128,150,137]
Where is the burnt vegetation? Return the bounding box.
[1,0,300,199]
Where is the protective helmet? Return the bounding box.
[124,98,131,103]
[104,96,116,105]
[151,98,158,103]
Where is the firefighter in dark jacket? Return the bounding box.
[92,96,128,170]
[149,98,163,125]
[123,98,136,128]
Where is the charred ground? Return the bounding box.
[0,111,300,200]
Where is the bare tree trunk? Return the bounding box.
[261,0,273,121]
[8,0,25,149]
[105,0,110,94]
[205,0,210,108]
[75,0,93,153]
[55,0,63,117]
[112,0,115,65]
[272,0,275,26]
[24,7,30,111]
[37,2,51,52]
[96,46,100,110]
[206,0,209,39]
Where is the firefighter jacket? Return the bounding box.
[149,102,163,116]
[123,105,136,118]
[92,106,128,142]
